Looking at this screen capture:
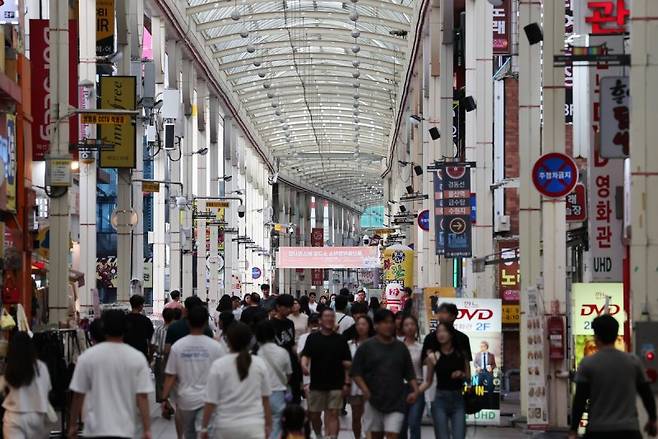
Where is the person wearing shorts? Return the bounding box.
[352,309,419,439]
[301,308,352,439]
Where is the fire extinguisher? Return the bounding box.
[547,315,565,360]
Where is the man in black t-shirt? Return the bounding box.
[301,308,352,439]
[271,294,302,404]
[240,292,268,327]
[124,295,155,359]
[421,302,472,363]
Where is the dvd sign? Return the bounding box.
[572,283,624,335]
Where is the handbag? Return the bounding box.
[463,386,485,415]
[0,309,16,331]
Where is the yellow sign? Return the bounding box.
[142,182,160,193]
[274,223,288,233]
[422,287,457,332]
[206,201,230,208]
[80,113,129,124]
[96,0,115,56]
[99,76,136,168]
[383,244,414,287]
[502,304,520,324]
[373,228,395,235]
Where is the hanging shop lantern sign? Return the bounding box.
[531,153,578,198]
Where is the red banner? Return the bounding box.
[311,227,324,286]
[30,19,79,161]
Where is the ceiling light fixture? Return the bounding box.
[352,30,361,38]
[231,9,241,21]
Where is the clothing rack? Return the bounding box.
[32,328,85,438]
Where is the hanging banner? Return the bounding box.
[587,32,625,282]
[434,164,473,257]
[492,0,511,55]
[452,298,502,425]
[422,287,457,332]
[525,288,548,430]
[572,283,626,368]
[29,19,79,161]
[96,0,115,56]
[599,76,630,158]
[310,227,324,286]
[98,76,136,168]
[383,244,414,288]
[565,0,574,124]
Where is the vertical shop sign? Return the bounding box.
[433,169,445,255]
[525,288,548,430]
[453,298,502,425]
[30,19,79,161]
[599,76,630,158]
[311,227,324,286]
[442,165,473,257]
[492,0,511,55]
[564,0,574,124]
[98,76,137,168]
[96,0,115,56]
[5,115,16,212]
[566,183,587,222]
[497,240,519,302]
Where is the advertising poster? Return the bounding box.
[422,287,456,332]
[452,298,502,425]
[524,287,548,430]
[99,76,136,168]
[572,283,625,367]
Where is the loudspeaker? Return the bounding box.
[414,165,423,176]
[399,205,407,213]
[524,23,543,45]
[164,123,176,150]
[464,96,477,112]
[429,127,440,140]
[405,185,414,195]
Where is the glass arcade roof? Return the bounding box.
[186,0,417,206]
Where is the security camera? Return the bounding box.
[487,0,503,6]
[237,205,246,218]
[268,172,279,185]
[176,196,188,210]
[362,234,370,246]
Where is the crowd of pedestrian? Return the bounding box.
[0,285,655,439]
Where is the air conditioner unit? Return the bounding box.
[495,215,511,232]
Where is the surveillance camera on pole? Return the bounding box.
[237,205,246,218]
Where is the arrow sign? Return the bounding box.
[532,152,579,198]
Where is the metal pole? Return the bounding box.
[47,0,71,324]
[518,0,542,422]
[78,0,97,315]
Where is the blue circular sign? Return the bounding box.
[251,267,262,280]
[532,152,578,198]
[418,209,430,231]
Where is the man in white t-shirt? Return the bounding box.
[255,320,292,439]
[335,295,355,335]
[162,306,227,439]
[68,310,153,439]
[308,292,318,313]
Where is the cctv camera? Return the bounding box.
[362,234,370,246]
[487,0,503,6]
[176,196,188,210]
[237,205,246,218]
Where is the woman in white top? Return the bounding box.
[400,315,424,439]
[255,320,292,439]
[348,315,374,439]
[288,299,308,343]
[201,322,272,439]
[1,332,52,439]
